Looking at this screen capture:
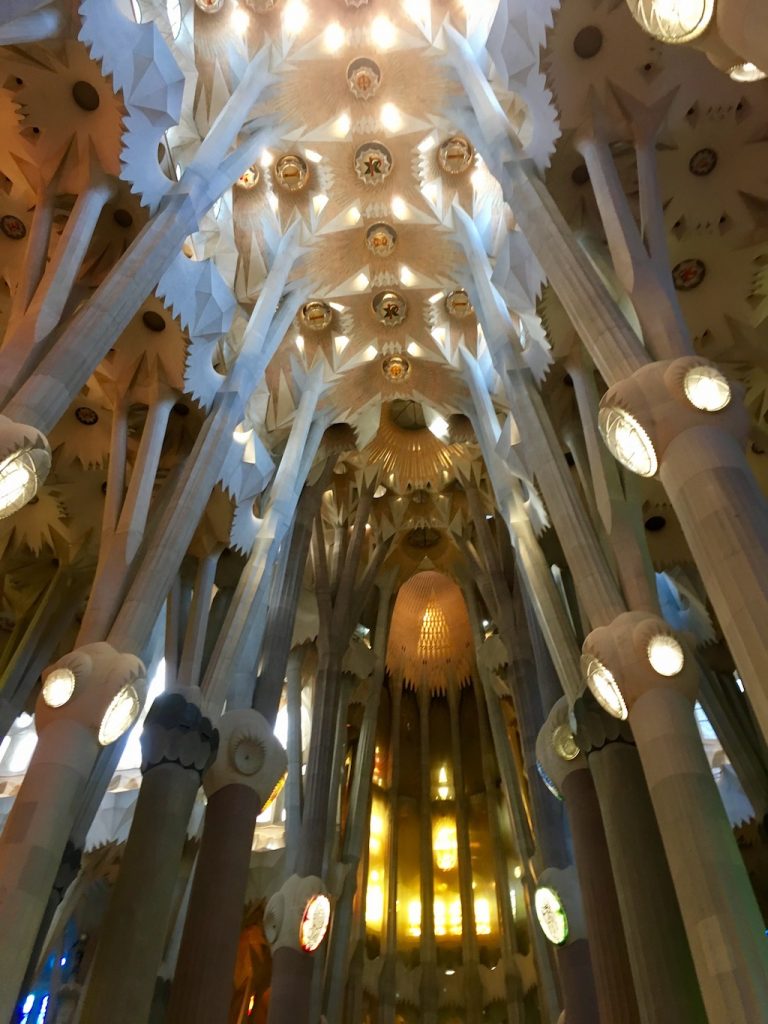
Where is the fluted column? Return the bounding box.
[80,691,217,1024]
[417,685,438,1024]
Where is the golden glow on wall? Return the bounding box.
[366,870,384,929]
[474,896,492,936]
[436,764,452,801]
[365,793,389,935]
[434,897,462,937]
[407,898,422,937]
[433,818,458,872]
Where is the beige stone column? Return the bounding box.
[584,611,768,1023]
[0,643,146,1024]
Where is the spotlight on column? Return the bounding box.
[581,653,628,720]
[98,685,141,746]
[624,0,714,44]
[598,406,657,477]
[534,885,569,946]
[683,364,731,412]
[42,667,77,708]
[299,893,331,952]
[552,723,580,761]
[0,416,51,520]
[647,634,685,677]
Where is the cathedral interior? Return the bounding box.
[0,0,768,1022]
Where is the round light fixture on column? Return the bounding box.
[598,406,657,477]
[98,685,141,746]
[647,634,685,676]
[534,886,569,945]
[299,893,331,952]
[552,723,580,761]
[625,0,714,44]
[728,62,767,82]
[581,653,628,720]
[42,667,77,708]
[236,166,260,189]
[683,364,731,411]
[0,450,39,519]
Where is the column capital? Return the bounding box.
[139,689,218,777]
[203,708,286,805]
[572,689,634,754]
[263,874,330,954]
[0,413,51,518]
[536,697,587,794]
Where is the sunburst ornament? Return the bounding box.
[236,166,260,189]
[365,223,397,257]
[382,355,410,382]
[445,290,473,319]
[301,301,333,332]
[438,136,474,175]
[274,154,309,192]
[354,143,393,186]
[373,290,407,327]
[347,58,382,100]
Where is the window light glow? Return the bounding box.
[406,341,422,357]
[9,731,37,773]
[333,112,351,138]
[295,334,305,354]
[399,264,416,287]
[422,182,439,205]
[391,195,409,220]
[474,897,492,935]
[346,206,361,225]
[233,424,253,443]
[0,450,38,520]
[353,272,370,291]
[282,0,309,35]
[335,335,350,354]
[683,365,731,411]
[598,406,657,478]
[260,150,274,169]
[166,0,182,38]
[267,192,279,213]
[582,654,628,720]
[42,667,76,708]
[433,818,458,871]
[323,22,346,52]
[230,4,250,34]
[366,873,384,927]
[312,194,328,215]
[363,345,378,361]
[419,135,436,153]
[428,415,449,440]
[429,292,445,304]
[380,102,403,133]
[407,898,422,937]
[647,634,685,676]
[370,15,397,50]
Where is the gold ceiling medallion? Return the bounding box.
[373,290,407,327]
[445,289,473,318]
[301,301,333,332]
[354,142,393,186]
[0,215,26,240]
[274,154,309,192]
[365,223,397,257]
[382,354,411,381]
[438,135,474,175]
[347,58,382,100]
[195,0,225,10]
[236,165,260,189]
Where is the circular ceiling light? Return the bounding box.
[301,301,333,331]
[438,135,474,175]
[534,886,569,945]
[647,634,685,676]
[354,142,393,186]
[42,667,76,708]
[231,735,265,775]
[598,407,657,478]
[98,685,141,746]
[274,154,309,192]
[626,0,714,45]
[347,57,382,99]
[299,893,331,952]
[373,290,407,327]
[0,449,39,519]
[728,62,767,83]
[582,654,628,720]
[365,222,397,257]
[382,355,411,382]
[552,723,580,761]
[236,165,260,189]
[683,364,731,412]
[445,289,473,319]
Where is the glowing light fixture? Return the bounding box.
[728,62,767,83]
[428,415,449,440]
[683,365,731,411]
[333,112,351,138]
[380,102,403,132]
[282,0,309,34]
[0,450,38,519]
[98,685,141,746]
[407,898,421,937]
[625,0,714,44]
[166,0,182,37]
[433,818,458,871]
[233,424,253,443]
[323,21,346,52]
[299,893,331,952]
[335,335,350,354]
[582,654,628,720]
[42,668,76,708]
[260,150,274,168]
[436,764,451,800]
[353,272,370,291]
[647,634,685,676]
[391,195,409,220]
[346,206,361,225]
[230,4,250,33]
[535,886,569,945]
[312,194,329,215]
[370,15,397,50]
[598,406,657,477]
[399,264,416,287]
[552,723,579,761]
[474,896,492,935]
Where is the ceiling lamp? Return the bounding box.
[373,290,407,327]
[42,667,77,709]
[624,0,714,44]
[438,135,474,175]
[98,685,141,746]
[581,654,628,720]
[728,62,768,82]
[647,634,685,677]
[445,289,473,319]
[598,406,658,477]
[683,364,731,411]
[347,57,382,99]
[535,886,569,946]
[274,154,309,192]
[236,165,260,189]
[301,301,333,331]
[382,355,411,382]
[354,142,393,186]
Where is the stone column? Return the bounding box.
[584,612,768,1023]
[574,691,706,1024]
[417,684,438,1024]
[167,710,286,1024]
[79,691,217,1024]
[447,685,483,1024]
[537,699,640,1024]
[0,643,146,1024]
